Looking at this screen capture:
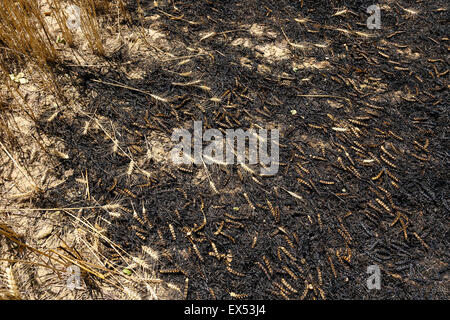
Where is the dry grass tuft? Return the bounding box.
[0,0,106,65]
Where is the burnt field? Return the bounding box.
[0,0,448,300]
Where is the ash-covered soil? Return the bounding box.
[1,0,448,299]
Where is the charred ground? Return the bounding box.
[0,0,448,299]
